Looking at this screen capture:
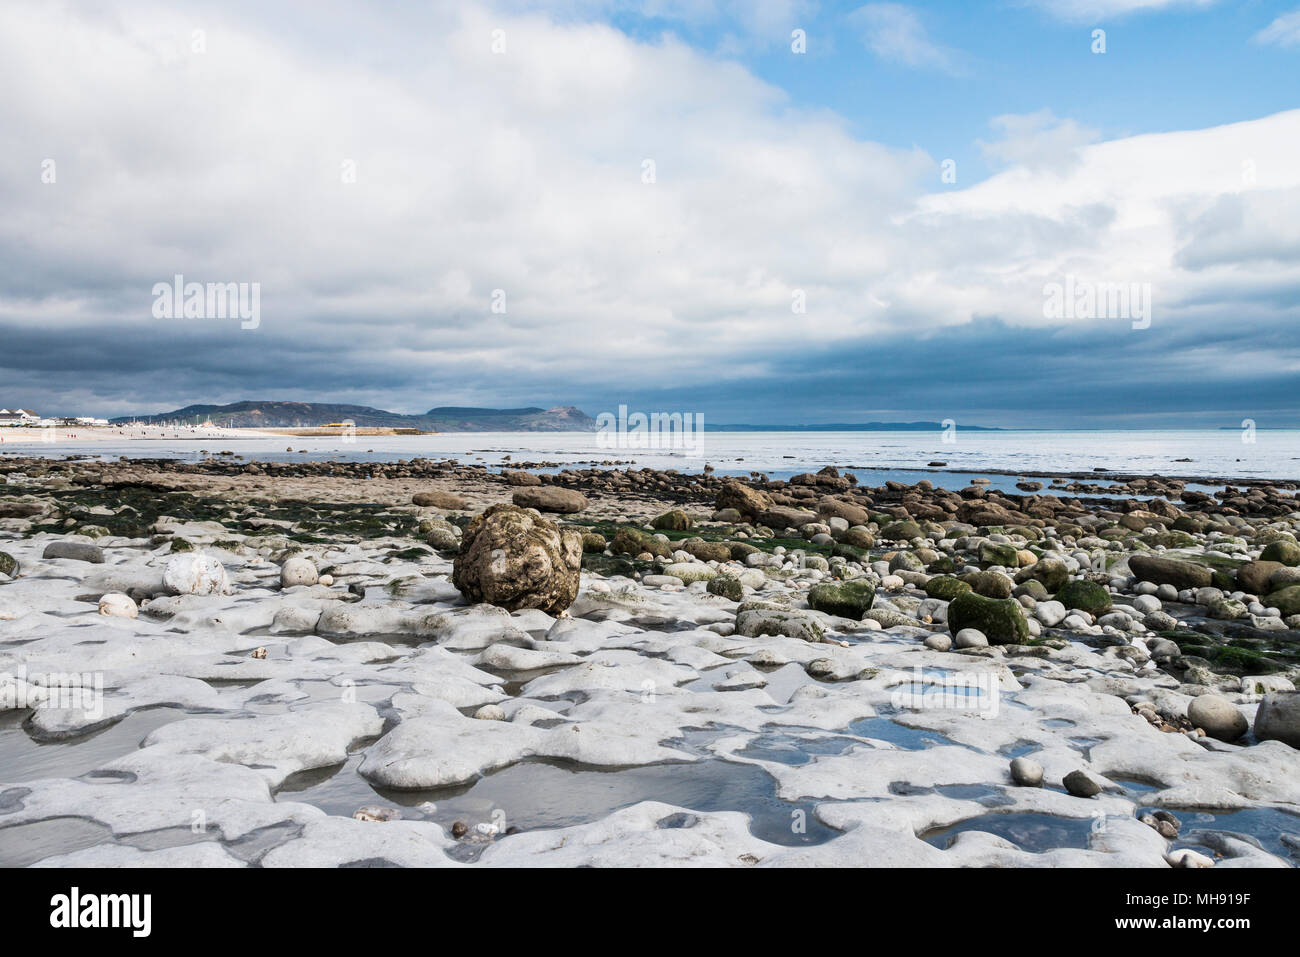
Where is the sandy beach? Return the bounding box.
[0,425,281,445]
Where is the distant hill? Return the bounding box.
[111,401,597,432]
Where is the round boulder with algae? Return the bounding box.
[452,504,583,615]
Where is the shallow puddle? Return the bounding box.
[277,754,842,848]
[1165,806,1300,862]
[847,716,958,750]
[0,817,114,867]
[0,706,196,784]
[921,811,1095,852]
[737,732,863,765]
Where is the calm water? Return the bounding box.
[5,430,1300,482]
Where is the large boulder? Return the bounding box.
[651,510,692,531]
[715,481,771,520]
[879,520,923,542]
[412,489,469,509]
[163,553,229,596]
[959,570,1014,600]
[1187,694,1248,742]
[610,528,671,559]
[1260,540,1300,566]
[1016,557,1068,592]
[501,470,542,486]
[1236,560,1285,596]
[979,542,1019,567]
[1054,579,1112,615]
[735,603,824,643]
[452,504,583,615]
[280,556,319,588]
[816,497,870,527]
[947,591,1029,645]
[511,487,589,514]
[807,580,875,619]
[1254,691,1300,749]
[681,540,731,563]
[1264,585,1300,618]
[925,576,972,601]
[1128,555,1212,590]
[758,506,819,531]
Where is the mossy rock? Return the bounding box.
[958,570,1014,600]
[582,554,645,577]
[581,532,607,553]
[928,555,956,574]
[1254,528,1297,546]
[663,562,717,584]
[1148,530,1196,549]
[170,537,195,553]
[1054,579,1112,615]
[807,580,875,619]
[1265,585,1300,617]
[611,528,671,559]
[879,520,922,542]
[651,510,693,532]
[1261,540,1300,566]
[0,552,16,577]
[682,540,732,563]
[1206,645,1284,675]
[1017,579,1052,601]
[841,527,875,549]
[979,542,1019,567]
[1210,570,1236,592]
[925,575,972,601]
[947,591,1029,645]
[707,576,744,601]
[1018,557,1068,592]
[425,520,460,550]
[889,551,925,573]
[729,542,762,561]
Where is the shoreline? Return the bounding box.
[1,449,1298,495]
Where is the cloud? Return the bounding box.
[847,3,962,73]
[1254,8,1300,48]
[978,110,1100,174]
[0,0,1297,426]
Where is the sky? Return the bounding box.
[1,0,1299,428]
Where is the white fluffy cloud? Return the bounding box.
[848,3,962,72]
[1254,8,1300,48]
[1,0,1297,414]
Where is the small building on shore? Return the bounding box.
[0,408,39,426]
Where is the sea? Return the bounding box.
[4,430,1299,494]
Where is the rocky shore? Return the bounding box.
[1,455,1299,867]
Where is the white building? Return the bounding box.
[0,408,39,426]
